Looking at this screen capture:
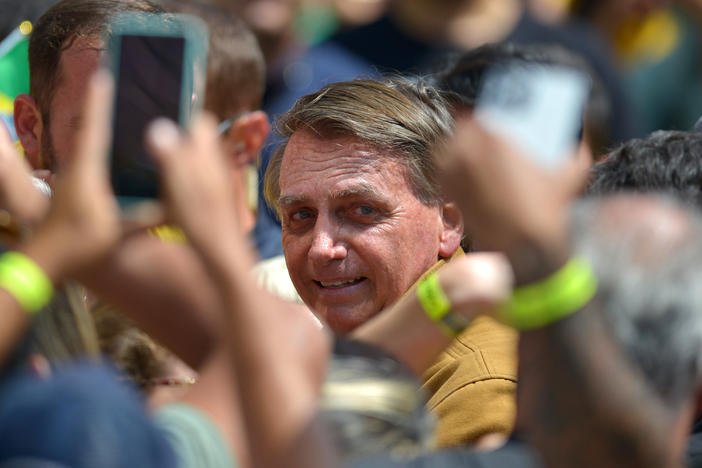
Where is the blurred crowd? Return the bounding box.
[2,0,702,467]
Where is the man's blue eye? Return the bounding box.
[292,210,312,221]
[357,206,374,216]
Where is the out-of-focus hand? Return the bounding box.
[146,115,252,267]
[437,252,514,321]
[29,70,121,280]
[0,125,49,226]
[437,117,583,283]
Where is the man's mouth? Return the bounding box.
[316,278,365,289]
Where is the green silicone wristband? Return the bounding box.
[0,251,54,314]
[500,256,597,330]
[417,272,470,337]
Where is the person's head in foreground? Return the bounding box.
[263,77,464,333]
[13,0,162,173]
[562,193,702,467]
[321,340,434,462]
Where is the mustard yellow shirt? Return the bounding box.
[409,250,518,448]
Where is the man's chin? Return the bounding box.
[319,305,379,336]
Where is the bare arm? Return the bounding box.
[0,72,121,366]
[148,116,335,468]
[438,117,681,468]
[80,235,222,368]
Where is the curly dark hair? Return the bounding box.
[587,130,702,208]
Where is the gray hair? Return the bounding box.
[571,195,702,407]
[263,77,454,217]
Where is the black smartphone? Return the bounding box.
[105,12,208,207]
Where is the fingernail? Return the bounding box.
[148,118,179,149]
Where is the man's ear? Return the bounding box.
[439,201,464,258]
[13,94,43,169]
[224,110,270,168]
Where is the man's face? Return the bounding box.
[41,36,102,171]
[279,130,450,334]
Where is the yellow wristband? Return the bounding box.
[0,251,54,314]
[500,256,597,330]
[417,272,470,337]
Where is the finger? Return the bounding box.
[190,112,219,146]
[0,121,12,149]
[146,118,182,169]
[74,69,114,176]
[190,112,225,166]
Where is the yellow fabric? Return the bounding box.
[615,9,679,65]
[422,316,517,447]
[408,248,518,447]
[0,93,13,113]
[148,225,187,243]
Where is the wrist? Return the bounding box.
[20,225,70,283]
[504,218,571,286]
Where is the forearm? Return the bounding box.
[81,234,222,368]
[0,229,68,365]
[352,292,451,375]
[203,241,335,468]
[508,212,675,466]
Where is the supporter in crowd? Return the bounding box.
[157,0,269,237]
[585,129,702,467]
[567,0,702,133]
[6,1,284,466]
[0,71,177,468]
[11,0,283,372]
[434,117,702,468]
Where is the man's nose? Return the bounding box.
[308,221,347,262]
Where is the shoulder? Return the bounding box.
[154,403,237,468]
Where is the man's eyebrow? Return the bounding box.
[278,184,383,208]
[278,194,308,207]
[331,184,381,201]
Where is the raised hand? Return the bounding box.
[146,115,252,268]
[437,117,584,283]
[28,70,120,280]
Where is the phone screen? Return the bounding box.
[110,34,185,199]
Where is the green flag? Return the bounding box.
[0,21,32,111]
